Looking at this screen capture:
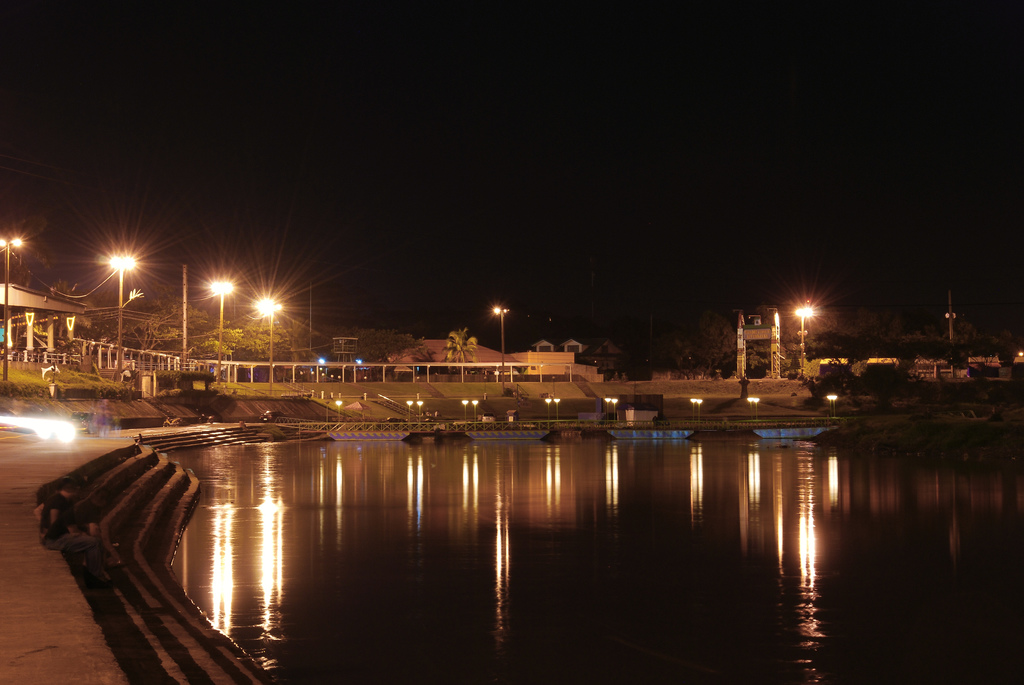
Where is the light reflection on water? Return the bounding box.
[170,439,1024,684]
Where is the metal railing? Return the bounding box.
[277,416,845,433]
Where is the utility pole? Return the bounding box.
[182,265,188,369]
[945,289,955,341]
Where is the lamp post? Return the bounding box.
[796,305,814,378]
[545,397,552,420]
[604,397,613,422]
[609,398,618,422]
[1,238,22,382]
[748,397,759,420]
[335,399,342,422]
[472,399,479,421]
[257,299,282,395]
[462,399,469,420]
[493,307,508,389]
[690,398,703,421]
[211,281,233,383]
[110,256,136,377]
[826,394,838,418]
[553,397,560,420]
[407,400,414,423]
[416,400,423,419]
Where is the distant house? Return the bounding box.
[532,337,624,378]
[967,356,1000,378]
[575,339,624,376]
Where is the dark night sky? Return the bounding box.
[0,1,1022,348]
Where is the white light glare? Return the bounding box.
[0,415,76,442]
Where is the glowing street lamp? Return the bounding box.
[609,398,618,422]
[553,397,560,420]
[690,398,703,421]
[493,306,508,388]
[472,399,479,421]
[211,281,233,383]
[747,397,760,420]
[416,400,424,419]
[256,298,282,394]
[406,400,414,423]
[1,238,22,382]
[462,399,469,420]
[545,397,552,420]
[826,394,838,418]
[110,256,136,376]
[796,305,814,377]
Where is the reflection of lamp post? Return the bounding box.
[111,256,136,376]
[257,298,282,394]
[826,394,838,418]
[747,397,760,420]
[493,306,508,389]
[462,399,469,420]
[690,398,702,421]
[1,238,22,382]
[553,397,560,420]
[211,281,233,383]
[797,305,814,377]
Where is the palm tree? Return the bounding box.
[444,328,478,382]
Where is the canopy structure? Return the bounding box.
[0,283,86,353]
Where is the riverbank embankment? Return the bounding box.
[0,430,273,684]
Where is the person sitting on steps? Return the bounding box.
[38,476,112,588]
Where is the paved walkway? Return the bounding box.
[0,429,134,684]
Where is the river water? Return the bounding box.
[169,438,1024,684]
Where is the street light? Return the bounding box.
[553,397,560,420]
[604,397,613,422]
[690,398,703,421]
[747,397,760,420]
[256,298,282,394]
[462,399,469,420]
[110,256,136,377]
[317,357,326,384]
[406,400,414,423]
[545,397,552,420]
[493,307,508,389]
[211,281,233,383]
[826,394,838,418]
[416,400,423,419]
[796,305,814,378]
[1,238,22,382]
[609,398,618,422]
[334,399,342,422]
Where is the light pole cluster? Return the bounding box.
[1,238,22,382]
[690,398,703,421]
[493,306,508,388]
[604,397,618,422]
[110,256,136,375]
[797,305,814,378]
[211,281,233,382]
[257,298,282,393]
